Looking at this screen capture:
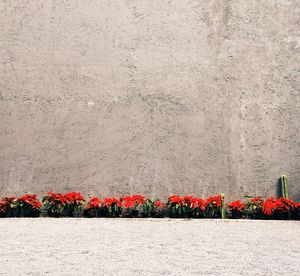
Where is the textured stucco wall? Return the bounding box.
[0,0,299,200]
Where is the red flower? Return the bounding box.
[131,194,146,205]
[262,198,277,215]
[17,194,42,209]
[183,195,194,202]
[228,200,245,212]
[246,197,264,213]
[124,200,135,208]
[153,200,164,208]
[43,192,67,206]
[86,197,102,209]
[168,195,184,205]
[195,198,206,211]
[181,196,206,210]
[65,192,85,205]
[250,197,264,204]
[103,197,122,207]
[293,202,300,209]
[120,194,146,208]
[0,197,17,214]
[206,195,222,208]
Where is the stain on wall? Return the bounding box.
[0,0,299,200]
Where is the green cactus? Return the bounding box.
[280,175,289,199]
[280,175,285,198]
[220,193,226,219]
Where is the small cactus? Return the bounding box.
[280,175,289,199]
[220,193,226,219]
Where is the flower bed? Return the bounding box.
[0,193,299,220]
[0,195,42,217]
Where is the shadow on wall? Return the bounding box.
[275,178,282,199]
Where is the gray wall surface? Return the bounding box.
[0,0,299,200]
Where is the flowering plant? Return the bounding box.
[153,199,164,208]
[0,197,17,217]
[14,194,42,217]
[151,199,165,218]
[42,192,67,217]
[245,197,300,219]
[85,197,102,217]
[1,192,299,220]
[189,197,206,218]
[140,199,154,218]
[205,195,222,218]
[120,194,153,217]
[263,197,298,219]
[245,197,264,219]
[167,195,184,218]
[167,195,206,218]
[64,192,86,215]
[228,200,245,219]
[102,197,122,217]
[262,197,277,217]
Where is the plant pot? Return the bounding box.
[275,212,290,220]
[62,209,72,217]
[40,208,48,217]
[84,208,101,218]
[6,208,17,217]
[72,210,83,218]
[150,211,164,218]
[183,210,193,218]
[231,211,242,219]
[131,210,139,217]
[245,210,263,220]
[292,209,300,220]
[48,211,62,218]
[263,214,275,220]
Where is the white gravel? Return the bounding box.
[0,219,299,276]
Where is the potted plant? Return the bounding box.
[167,195,185,218]
[102,197,122,217]
[181,196,195,218]
[120,194,147,217]
[151,199,165,218]
[190,197,206,218]
[84,197,102,217]
[42,192,67,217]
[121,196,136,217]
[261,197,277,219]
[205,195,222,218]
[0,197,17,217]
[273,197,297,220]
[64,192,86,217]
[14,194,42,217]
[140,199,154,218]
[228,200,245,219]
[245,197,264,219]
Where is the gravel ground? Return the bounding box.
[0,219,299,276]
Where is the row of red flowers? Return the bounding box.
[0,193,299,219]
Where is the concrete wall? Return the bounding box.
[0,0,299,200]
